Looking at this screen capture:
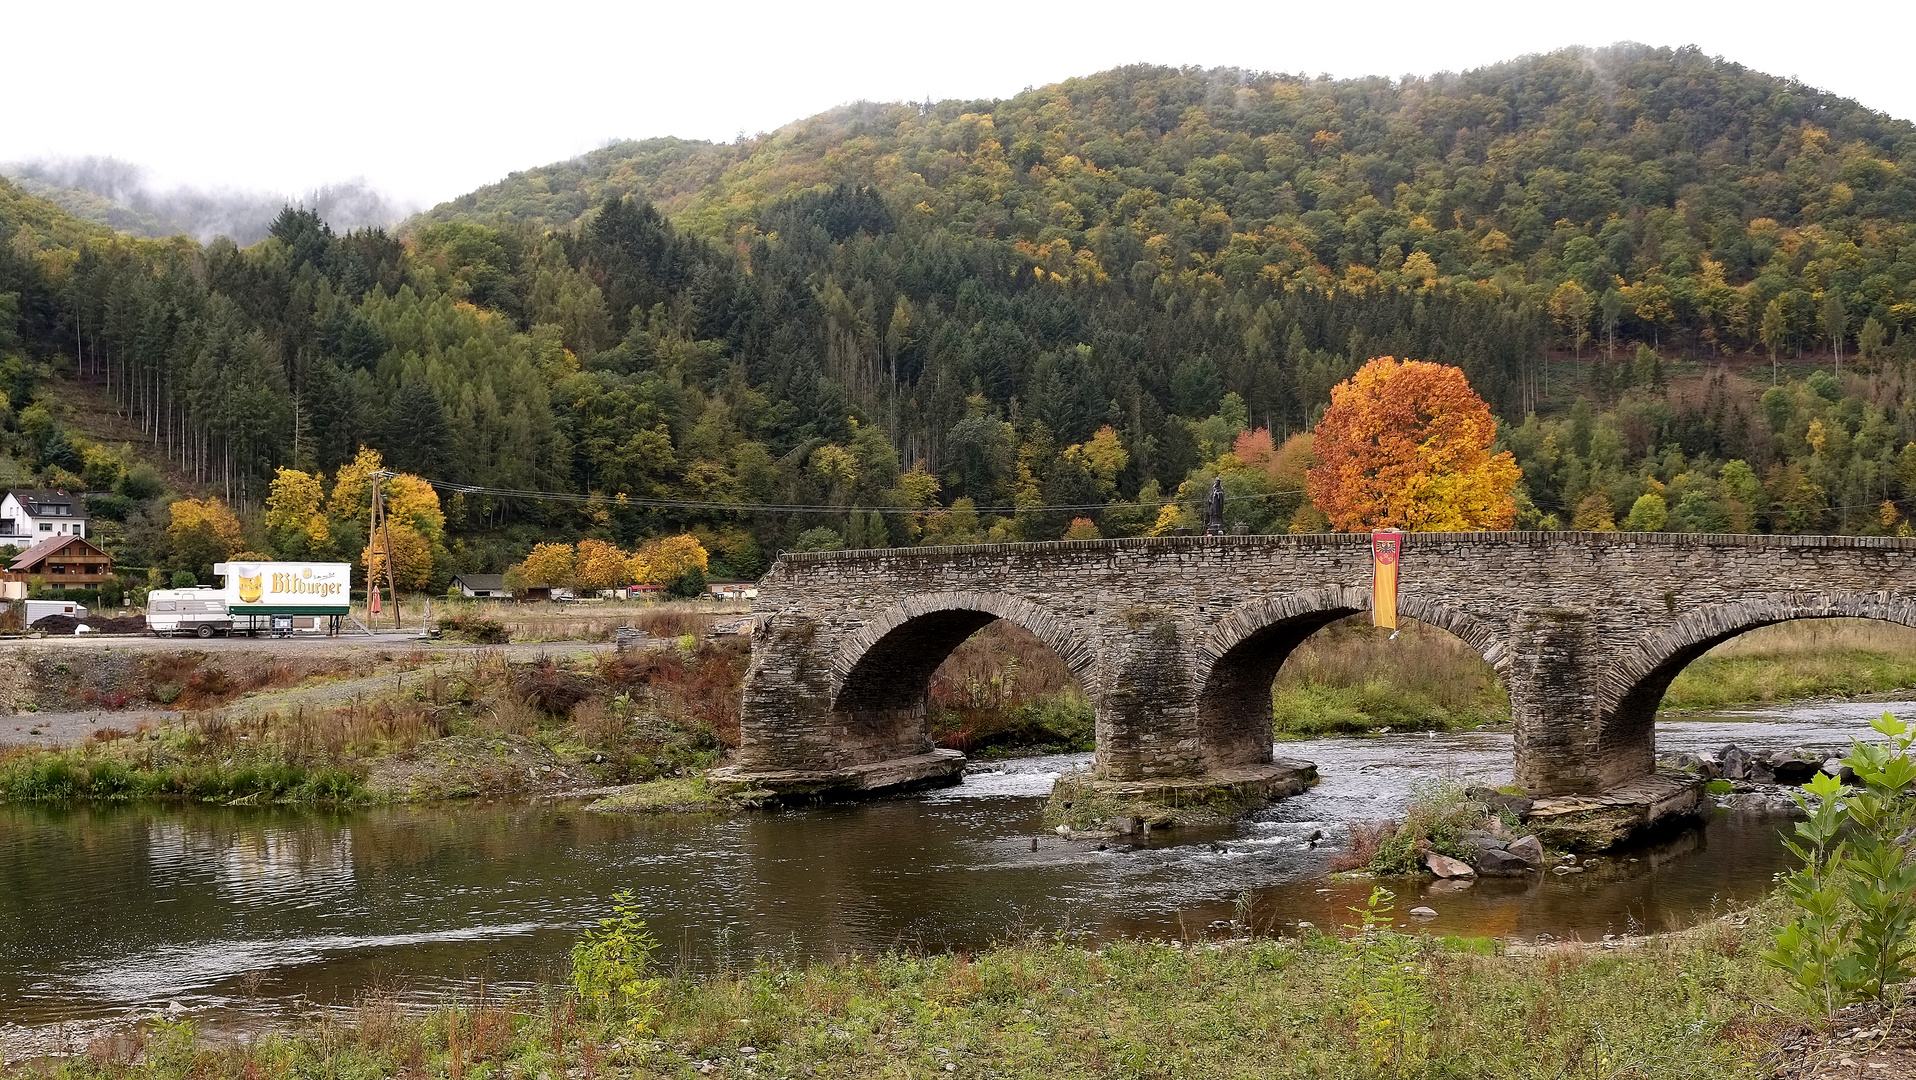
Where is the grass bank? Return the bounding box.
[1265,615,1916,735]
[0,638,749,809]
[1271,618,1510,735]
[1664,619,1916,709]
[17,898,1794,1080]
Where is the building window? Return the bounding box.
[39,523,52,532]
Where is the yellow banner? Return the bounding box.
[1371,531,1401,630]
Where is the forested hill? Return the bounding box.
[4,44,1916,590]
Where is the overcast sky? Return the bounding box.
[6,0,1911,211]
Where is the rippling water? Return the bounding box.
[0,699,1906,1026]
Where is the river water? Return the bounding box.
[0,699,1907,1027]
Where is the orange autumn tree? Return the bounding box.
[1306,357,1520,532]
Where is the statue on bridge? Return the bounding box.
[1204,478,1226,535]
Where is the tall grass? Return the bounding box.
[927,622,1094,751]
[442,599,751,643]
[1664,618,1916,709]
[29,906,1792,1080]
[1272,617,1509,734]
[0,641,749,806]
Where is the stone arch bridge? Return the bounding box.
[721,533,1916,800]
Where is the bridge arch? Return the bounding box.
[1597,592,1916,787]
[1194,586,1510,769]
[829,590,1097,714]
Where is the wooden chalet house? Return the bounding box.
[4,534,114,590]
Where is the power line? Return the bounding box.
[417,478,1302,516]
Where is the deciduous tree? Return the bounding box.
[1306,357,1520,532]
[518,542,577,588]
[167,497,244,575]
[575,538,629,592]
[264,467,329,553]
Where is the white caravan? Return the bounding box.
[146,587,233,637]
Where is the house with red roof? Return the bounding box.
[4,534,113,589]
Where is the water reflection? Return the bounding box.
[0,701,1904,1025]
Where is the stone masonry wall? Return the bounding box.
[740,532,1916,795]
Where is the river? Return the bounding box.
[0,698,1905,1028]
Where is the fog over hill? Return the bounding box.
[2,157,410,245]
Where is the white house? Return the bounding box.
[450,573,507,598]
[0,490,87,543]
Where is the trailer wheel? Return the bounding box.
[197,624,215,639]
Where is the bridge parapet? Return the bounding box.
[720,532,1916,802]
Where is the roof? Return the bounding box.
[3,489,86,518]
[453,573,507,590]
[8,534,108,571]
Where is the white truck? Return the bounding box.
[145,587,233,638]
[22,599,88,625]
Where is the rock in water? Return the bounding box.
[1719,745,1750,780]
[1507,834,1545,867]
[1477,847,1532,876]
[1772,757,1820,784]
[1409,906,1438,918]
[1425,852,1476,878]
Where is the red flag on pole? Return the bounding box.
[369,586,382,616]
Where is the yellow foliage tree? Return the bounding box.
[363,522,433,591]
[328,447,384,521]
[167,497,245,575]
[626,534,708,586]
[383,473,446,543]
[264,467,329,550]
[1572,493,1617,531]
[1062,425,1128,499]
[517,542,577,589]
[574,538,630,592]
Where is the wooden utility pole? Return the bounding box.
[370,470,401,629]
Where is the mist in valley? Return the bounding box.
[4,156,412,244]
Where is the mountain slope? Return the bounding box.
[410,137,736,232]
[6,45,1916,589]
[418,44,1916,313]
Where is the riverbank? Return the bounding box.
[3,896,1823,1079]
[0,637,749,811]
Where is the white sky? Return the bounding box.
[5,0,1912,210]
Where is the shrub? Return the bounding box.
[571,889,662,1028]
[511,660,592,716]
[1365,779,1482,876]
[1764,711,1916,1015]
[437,612,510,644]
[793,527,844,552]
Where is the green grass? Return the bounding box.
[0,748,363,805]
[1666,649,1916,709]
[1272,681,1507,736]
[1662,618,1916,710]
[587,775,754,813]
[25,902,1793,1080]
